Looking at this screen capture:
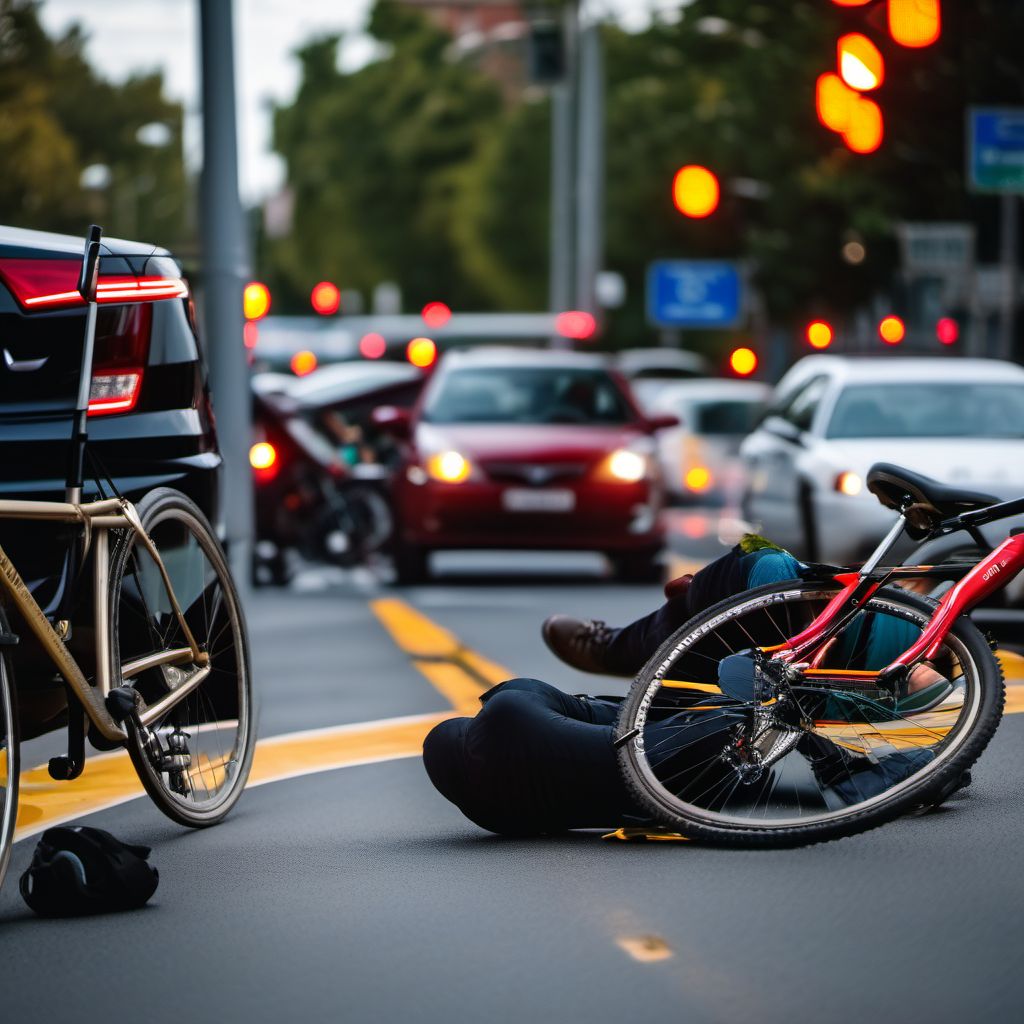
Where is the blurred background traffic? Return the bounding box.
[2,0,1022,592]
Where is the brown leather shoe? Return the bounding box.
[541,614,617,674]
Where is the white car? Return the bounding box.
[649,379,770,504]
[617,348,712,411]
[740,356,1024,564]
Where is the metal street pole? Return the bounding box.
[999,193,1019,361]
[198,0,253,591]
[549,0,577,348]
[574,13,604,328]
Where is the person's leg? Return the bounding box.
[423,678,640,834]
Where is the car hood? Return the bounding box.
[819,437,1024,497]
[415,423,647,462]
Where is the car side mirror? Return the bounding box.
[644,413,680,432]
[763,415,804,445]
[371,405,412,440]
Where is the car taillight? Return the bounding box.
[88,303,151,417]
[250,441,280,483]
[0,258,187,310]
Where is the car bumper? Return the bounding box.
[397,477,664,551]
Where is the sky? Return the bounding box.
[40,0,683,203]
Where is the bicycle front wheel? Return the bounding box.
[110,488,255,827]
[0,609,18,891]
[617,581,1004,846]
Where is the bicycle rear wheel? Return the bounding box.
[617,581,1004,846]
[110,488,254,827]
[0,609,18,891]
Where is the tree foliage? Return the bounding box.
[0,0,188,246]
[269,0,1024,345]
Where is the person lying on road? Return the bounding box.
[422,536,959,836]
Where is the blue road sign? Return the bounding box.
[646,260,742,328]
[969,107,1024,193]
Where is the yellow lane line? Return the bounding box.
[370,597,512,712]
[14,711,451,843]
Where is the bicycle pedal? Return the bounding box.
[105,684,141,724]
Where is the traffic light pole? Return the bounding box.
[999,194,1019,361]
[198,0,253,594]
[575,15,604,328]
[549,1,577,349]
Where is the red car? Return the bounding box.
[376,347,675,582]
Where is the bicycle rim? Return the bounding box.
[0,642,17,890]
[112,491,253,826]
[618,583,1000,842]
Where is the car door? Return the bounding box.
[741,375,830,548]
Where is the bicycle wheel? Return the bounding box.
[0,609,18,891]
[109,488,255,827]
[617,581,1004,846]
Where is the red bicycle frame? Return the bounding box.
[771,499,1024,683]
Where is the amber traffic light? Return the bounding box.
[844,95,884,153]
[672,166,720,218]
[838,33,884,91]
[807,321,834,350]
[729,347,758,377]
[888,0,941,48]
[407,337,437,368]
[243,282,271,321]
[879,315,906,344]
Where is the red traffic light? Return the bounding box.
[672,165,720,218]
[879,316,906,345]
[311,281,341,315]
[838,33,884,91]
[555,310,597,340]
[422,301,452,329]
[729,347,758,377]
[936,317,959,345]
[243,281,271,321]
[359,332,387,359]
[806,321,834,349]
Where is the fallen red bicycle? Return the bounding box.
[616,462,1018,845]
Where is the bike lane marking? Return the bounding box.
[13,598,512,843]
[12,603,1024,842]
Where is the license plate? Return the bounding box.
[501,488,576,513]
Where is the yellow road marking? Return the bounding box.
[616,935,675,962]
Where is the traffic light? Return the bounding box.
[243,281,271,321]
[290,350,318,376]
[729,347,758,376]
[837,33,884,90]
[936,317,959,345]
[359,332,387,359]
[818,1,942,154]
[310,281,340,315]
[806,321,834,349]
[878,315,906,344]
[421,301,452,329]
[407,337,437,368]
[555,310,597,340]
[672,166,719,218]
[888,0,940,47]
[528,21,565,84]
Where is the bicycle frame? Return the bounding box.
[0,495,208,743]
[772,493,1024,684]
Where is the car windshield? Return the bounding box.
[691,398,765,436]
[826,382,1024,439]
[423,366,632,425]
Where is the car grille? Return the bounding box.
[482,461,590,485]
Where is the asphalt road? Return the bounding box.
[1,522,1022,1023]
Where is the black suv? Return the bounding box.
[0,224,220,512]
[0,225,221,737]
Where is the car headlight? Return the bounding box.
[606,449,647,483]
[835,470,863,496]
[426,450,473,483]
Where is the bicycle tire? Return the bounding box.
[0,607,18,891]
[616,581,1004,847]
[109,488,255,827]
